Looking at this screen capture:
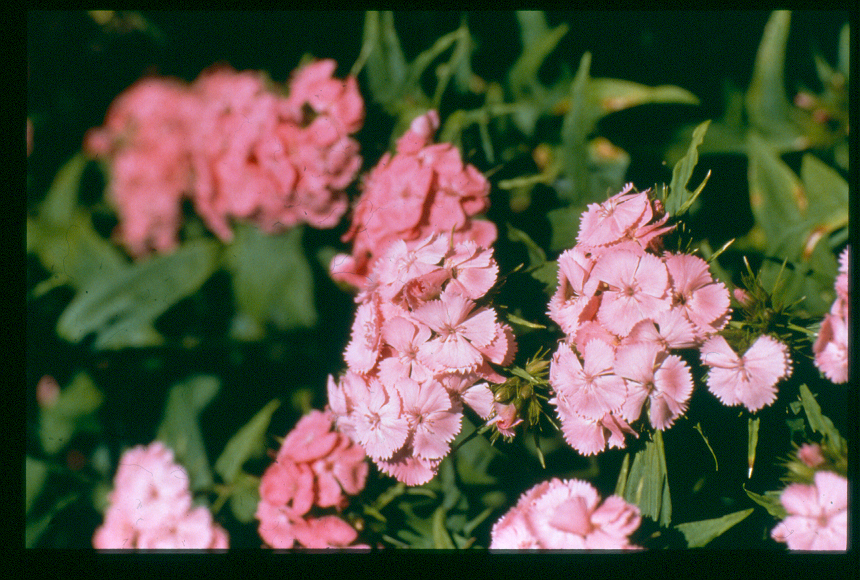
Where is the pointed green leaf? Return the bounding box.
[559,52,591,203]
[675,508,753,548]
[799,154,849,242]
[229,473,262,524]
[746,11,801,143]
[26,457,49,515]
[40,152,88,228]
[225,225,316,341]
[585,137,631,202]
[432,505,456,549]
[623,430,671,526]
[215,399,280,485]
[530,260,559,296]
[665,120,710,216]
[798,384,844,454]
[359,11,408,106]
[748,417,760,479]
[506,223,547,267]
[56,239,219,349]
[547,205,584,252]
[744,484,788,519]
[515,11,550,49]
[156,375,220,492]
[587,78,699,116]
[614,453,631,497]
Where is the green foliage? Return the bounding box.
[744,485,788,520]
[664,120,711,217]
[56,239,220,349]
[796,384,845,456]
[214,399,280,485]
[617,430,672,527]
[155,375,220,493]
[675,508,753,548]
[39,372,103,455]
[224,224,317,341]
[26,456,49,515]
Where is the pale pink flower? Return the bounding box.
[571,319,617,355]
[398,379,462,459]
[378,316,434,385]
[414,288,497,374]
[344,296,382,374]
[548,247,600,336]
[555,409,635,456]
[701,335,793,411]
[350,378,410,461]
[592,250,671,337]
[475,323,518,371]
[443,240,499,300]
[623,308,698,351]
[813,312,848,384]
[664,252,730,338]
[256,500,300,549]
[796,443,825,468]
[376,444,441,486]
[445,376,495,419]
[577,184,649,247]
[550,341,626,421]
[290,515,360,549]
[259,460,316,516]
[488,401,523,437]
[277,410,340,464]
[614,342,693,430]
[93,442,228,549]
[771,470,848,550]
[490,478,641,549]
[835,246,849,303]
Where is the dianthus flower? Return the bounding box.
[330,110,496,289]
[700,334,792,411]
[770,470,848,550]
[84,77,198,257]
[256,409,367,549]
[489,478,641,549]
[93,442,228,549]
[327,234,515,484]
[813,246,849,384]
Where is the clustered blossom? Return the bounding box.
[489,478,641,549]
[547,184,730,455]
[330,110,497,290]
[813,246,849,384]
[93,442,228,549]
[327,233,516,485]
[85,59,363,257]
[770,470,848,550]
[256,410,368,549]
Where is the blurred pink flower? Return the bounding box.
[36,375,60,409]
[490,478,641,549]
[84,77,198,257]
[701,335,792,411]
[771,470,847,550]
[813,245,849,384]
[796,443,825,468]
[259,459,316,516]
[93,442,227,549]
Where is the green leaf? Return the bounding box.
[547,205,584,252]
[225,225,317,341]
[747,417,760,480]
[744,485,788,519]
[799,154,849,243]
[26,457,49,515]
[155,375,220,492]
[504,312,546,330]
[693,423,719,471]
[665,120,711,216]
[214,399,280,485]
[675,508,754,548]
[26,494,77,548]
[39,152,88,229]
[229,473,262,524]
[56,239,219,349]
[530,260,559,296]
[622,430,671,526]
[515,11,550,49]
[432,505,456,549]
[358,11,408,106]
[587,78,699,116]
[506,223,546,267]
[798,384,844,455]
[454,427,500,486]
[559,52,591,203]
[614,453,631,497]
[745,11,802,144]
[39,372,103,455]
[585,138,631,202]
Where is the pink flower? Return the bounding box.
[378,316,434,385]
[36,375,60,409]
[285,59,364,139]
[84,77,198,257]
[548,247,600,336]
[398,379,462,459]
[771,470,847,550]
[443,240,499,300]
[796,443,825,468]
[614,342,693,430]
[550,341,626,421]
[701,335,793,411]
[290,515,360,549]
[577,184,650,247]
[376,444,441,486]
[278,410,341,464]
[259,460,316,515]
[344,296,383,374]
[664,252,730,338]
[835,246,849,303]
[414,288,498,374]
[813,312,848,384]
[592,250,671,337]
[490,478,641,549]
[488,401,523,437]
[350,378,410,461]
[93,442,228,549]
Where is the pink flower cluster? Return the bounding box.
[256,410,368,549]
[489,478,641,549]
[813,246,849,384]
[547,184,730,455]
[327,233,516,485]
[330,110,497,290]
[85,60,364,257]
[93,442,228,549]
[770,470,848,550]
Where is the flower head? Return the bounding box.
[771,470,848,550]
